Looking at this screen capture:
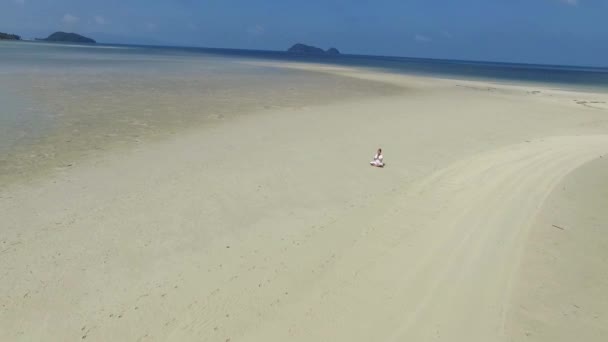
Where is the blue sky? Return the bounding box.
[3,0,607,66]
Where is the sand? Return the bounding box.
[1,65,608,341]
[507,156,608,341]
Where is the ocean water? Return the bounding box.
[1,41,607,183]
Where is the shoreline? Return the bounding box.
[4,62,607,189]
[242,60,608,94]
[0,62,403,188]
[246,60,608,96]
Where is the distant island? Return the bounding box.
[287,43,340,55]
[36,32,96,44]
[0,32,21,41]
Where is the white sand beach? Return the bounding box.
[2,65,608,341]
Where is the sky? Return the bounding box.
[2,0,607,66]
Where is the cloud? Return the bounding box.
[62,13,80,25]
[561,0,578,5]
[94,16,106,25]
[14,0,25,5]
[415,34,432,42]
[247,24,265,36]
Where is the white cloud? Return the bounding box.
[561,0,578,5]
[442,31,453,39]
[14,0,25,5]
[415,34,431,42]
[247,24,265,36]
[94,16,106,25]
[62,13,80,25]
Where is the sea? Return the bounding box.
[1,40,607,182]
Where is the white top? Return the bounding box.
[373,153,383,162]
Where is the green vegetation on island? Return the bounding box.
[37,31,96,44]
[0,32,21,40]
[287,43,340,55]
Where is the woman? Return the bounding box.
[370,148,384,167]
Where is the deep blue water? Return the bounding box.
[108,43,608,91]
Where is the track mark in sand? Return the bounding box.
[166,136,608,342]
[245,135,608,342]
[456,84,497,92]
[575,100,608,110]
[377,135,608,341]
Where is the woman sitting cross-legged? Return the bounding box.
[370,148,384,168]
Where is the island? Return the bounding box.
[0,32,21,40]
[287,43,340,55]
[37,31,96,44]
